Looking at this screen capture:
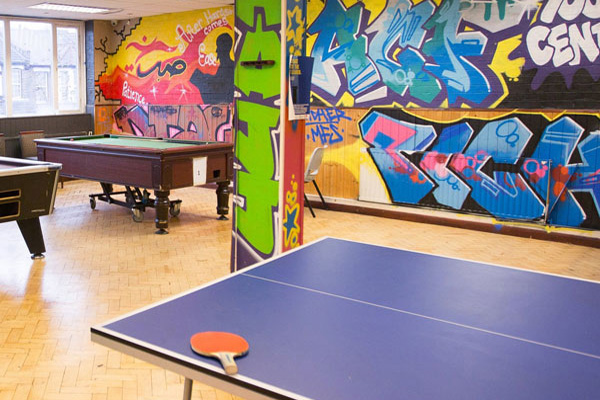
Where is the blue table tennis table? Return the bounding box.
[91,237,600,400]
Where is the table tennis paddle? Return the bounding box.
[190,331,249,375]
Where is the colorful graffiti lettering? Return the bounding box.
[526,0,600,88]
[283,175,301,249]
[306,108,350,145]
[307,0,600,108]
[111,104,232,141]
[359,109,600,229]
[96,7,234,105]
[232,2,282,270]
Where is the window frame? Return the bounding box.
[55,24,84,113]
[0,16,85,118]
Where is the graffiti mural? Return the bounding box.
[232,1,282,270]
[96,7,234,106]
[306,107,351,145]
[358,108,600,229]
[283,175,301,249]
[109,104,233,141]
[307,0,600,109]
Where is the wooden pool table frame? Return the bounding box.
[35,134,234,234]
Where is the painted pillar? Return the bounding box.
[232,0,308,271]
[281,0,308,252]
[232,0,282,271]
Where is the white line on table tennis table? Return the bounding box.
[244,273,600,361]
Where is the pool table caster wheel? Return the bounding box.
[31,253,45,260]
[90,197,96,210]
[217,215,228,221]
[169,202,181,217]
[155,228,169,235]
[132,208,144,223]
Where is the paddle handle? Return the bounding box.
[216,352,238,375]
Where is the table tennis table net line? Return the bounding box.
[243,273,600,361]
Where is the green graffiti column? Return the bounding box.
[233,1,282,270]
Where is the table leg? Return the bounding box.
[16,217,46,259]
[154,190,170,234]
[183,378,193,400]
[216,181,230,220]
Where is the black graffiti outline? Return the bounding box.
[137,59,187,79]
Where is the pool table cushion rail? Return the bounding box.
[35,136,233,191]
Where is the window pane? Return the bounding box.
[57,27,79,111]
[12,68,22,98]
[10,21,53,116]
[34,70,49,103]
[0,22,6,117]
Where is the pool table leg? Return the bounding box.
[16,217,46,259]
[216,181,230,220]
[154,190,170,234]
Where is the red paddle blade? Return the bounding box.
[190,331,249,354]
[190,331,249,374]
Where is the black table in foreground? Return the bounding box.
[0,157,61,258]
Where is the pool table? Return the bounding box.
[0,157,61,258]
[35,134,233,234]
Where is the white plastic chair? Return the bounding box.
[304,146,328,218]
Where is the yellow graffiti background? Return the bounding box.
[103,7,234,78]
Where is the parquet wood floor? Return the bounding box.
[1,180,599,399]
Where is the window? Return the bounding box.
[57,26,80,111]
[1,17,84,117]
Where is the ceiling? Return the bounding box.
[0,0,233,21]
